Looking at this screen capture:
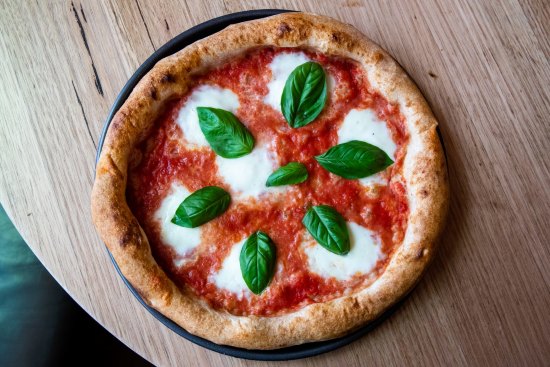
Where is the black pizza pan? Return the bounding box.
[96,9,415,361]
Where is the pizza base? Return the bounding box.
[91,12,449,349]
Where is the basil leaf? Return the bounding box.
[302,205,350,255]
[315,140,394,179]
[266,162,308,187]
[197,107,254,158]
[239,231,276,295]
[171,186,230,228]
[281,62,327,128]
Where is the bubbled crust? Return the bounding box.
[91,12,449,349]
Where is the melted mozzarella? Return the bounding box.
[338,108,397,186]
[154,183,202,258]
[338,108,396,157]
[264,52,311,112]
[176,85,240,147]
[209,239,250,298]
[216,145,282,199]
[303,222,383,281]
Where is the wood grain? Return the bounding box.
[0,0,549,365]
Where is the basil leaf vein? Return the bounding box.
[266,162,308,187]
[197,107,254,158]
[315,140,394,179]
[171,186,230,228]
[302,205,350,255]
[281,62,327,128]
[239,231,276,295]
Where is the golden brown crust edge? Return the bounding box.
[91,12,449,349]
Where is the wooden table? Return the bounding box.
[1,1,549,365]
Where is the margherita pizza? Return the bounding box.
[91,12,448,349]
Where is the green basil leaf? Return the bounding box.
[239,231,276,295]
[171,186,230,228]
[302,205,350,255]
[265,162,308,187]
[197,107,254,158]
[315,140,394,179]
[281,62,327,128]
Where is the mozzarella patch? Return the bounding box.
[338,108,397,186]
[176,85,240,147]
[155,183,202,258]
[303,222,383,281]
[264,52,311,113]
[216,145,282,199]
[209,239,250,298]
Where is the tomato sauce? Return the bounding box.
[127,47,409,316]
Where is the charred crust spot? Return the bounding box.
[119,220,142,248]
[135,99,147,109]
[110,115,124,131]
[420,189,429,198]
[276,22,291,37]
[160,73,176,83]
[120,230,133,247]
[373,52,384,63]
[350,297,360,309]
[150,88,158,100]
[331,32,341,42]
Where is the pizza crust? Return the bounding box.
[91,12,449,349]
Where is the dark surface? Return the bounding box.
[0,205,152,367]
[99,9,405,361]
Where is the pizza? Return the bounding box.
[91,12,448,349]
